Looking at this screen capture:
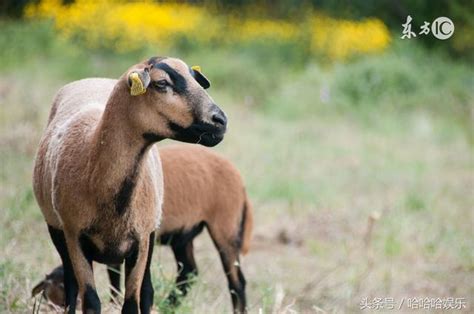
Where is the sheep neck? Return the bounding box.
[88,81,159,215]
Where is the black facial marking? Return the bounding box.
[83,284,101,313]
[147,56,166,66]
[154,63,188,94]
[168,120,224,147]
[159,222,206,246]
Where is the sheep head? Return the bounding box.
[123,57,227,147]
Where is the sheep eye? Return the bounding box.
[153,80,168,90]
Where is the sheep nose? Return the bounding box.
[211,108,227,128]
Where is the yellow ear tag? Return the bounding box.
[191,65,202,72]
[129,72,146,96]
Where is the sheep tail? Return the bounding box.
[240,194,254,255]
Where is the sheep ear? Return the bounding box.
[31,280,46,297]
[191,65,211,89]
[128,69,151,96]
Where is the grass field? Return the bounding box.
[0,20,473,313]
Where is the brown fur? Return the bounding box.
[160,144,253,253]
[34,144,253,313]
[32,57,227,313]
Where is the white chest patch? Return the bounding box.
[147,148,164,229]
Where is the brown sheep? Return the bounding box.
[33,144,253,313]
[32,57,227,314]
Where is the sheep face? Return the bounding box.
[127,57,227,147]
[31,266,65,307]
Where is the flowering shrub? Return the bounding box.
[310,15,391,60]
[26,0,391,60]
[26,0,211,51]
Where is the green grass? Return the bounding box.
[0,20,473,312]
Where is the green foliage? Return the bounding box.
[0,20,56,71]
[0,0,32,18]
[263,40,472,136]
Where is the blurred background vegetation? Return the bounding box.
[0,0,473,313]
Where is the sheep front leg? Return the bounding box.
[64,231,101,313]
[47,226,79,313]
[123,232,155,314]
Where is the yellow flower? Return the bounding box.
[231,18,298,43]
[26,0,391,60]
[310,15,391,60]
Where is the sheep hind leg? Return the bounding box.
[47,225,78,314]
[208,228,247,313]
[167,239,198,307]
[220,248,247,314]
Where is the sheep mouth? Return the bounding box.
[196,130,225,146]
[168,121,225,147]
